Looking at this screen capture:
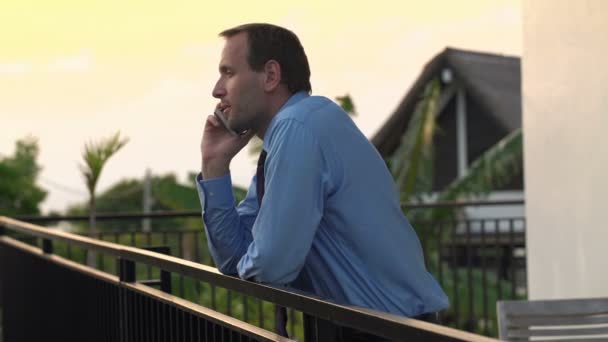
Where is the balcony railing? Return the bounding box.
[0,215,498,342]
[9,199,524,338]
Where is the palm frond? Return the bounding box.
[389,78,441,203]
[439,128,523,202]
[80,131,129,195]
[335,94,357,116]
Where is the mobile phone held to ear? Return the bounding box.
[214,109,239,136]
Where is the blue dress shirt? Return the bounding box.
[196,91,448,317]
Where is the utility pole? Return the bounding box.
[143,168,152,232]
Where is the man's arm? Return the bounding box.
[237,119,330,284]
[198,113,255,274]
[196,173,258,274]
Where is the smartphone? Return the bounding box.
[214,108,239,136]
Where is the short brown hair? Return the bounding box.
[220,23,312,94]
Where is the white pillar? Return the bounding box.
[523,0,608,299]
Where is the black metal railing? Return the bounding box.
[0,216,498,342]
[11,200,525,337]
[405,200,526,336]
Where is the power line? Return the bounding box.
[39,176,87,197]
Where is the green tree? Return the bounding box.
[66,171,247,266]
[80,131,129,266]
[387,79,523,335]
[335,93,357,116]
[389,80,440,203]
[0,137,47,215]
[66,172,247,232]
[388,78,523,222]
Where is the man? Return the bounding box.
[197,23,448,339]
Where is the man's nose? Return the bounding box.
[212,80,225,99]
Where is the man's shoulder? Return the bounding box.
[281,96,335,118]
[265,94,352,150]
[278,95,343,125]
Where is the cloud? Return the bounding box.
[0,62,32,75]
[0,51,94,75]
[47,50,93,72]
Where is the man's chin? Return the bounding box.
[230,122,249,135]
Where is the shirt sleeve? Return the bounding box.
[195,172,259,275]
[237,119,330,284]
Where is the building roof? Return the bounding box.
[371,47,521,158]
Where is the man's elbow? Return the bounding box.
[217,260,239,276]
[251,256,302,285]
[210,250,239,275]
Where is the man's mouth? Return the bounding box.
[218,101,230,110]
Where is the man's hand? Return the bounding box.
[201,111,253,179]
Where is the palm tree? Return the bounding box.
[389,78,523,204]
[388,77,523,244]
[80,131,129,266]
[389,80,440,203]
[437,129,522,203]
[335,94,357,117]
[388,81,523,333]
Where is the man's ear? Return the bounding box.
[263,60,282,92]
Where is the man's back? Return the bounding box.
[256,92,448,316]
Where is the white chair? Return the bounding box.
[497,297,608,341]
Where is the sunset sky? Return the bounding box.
[0,0,522,213]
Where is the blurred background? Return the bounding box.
[4,1,608,339]
[0,0,521,214]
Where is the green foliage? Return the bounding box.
[387,79,524,224]
[439,129,523,202]
[0,137,47,215]
[382,80,525,337]
[335,94,357,116]
[80,131,129,198]
[66,172,247,232]
[439,268,525,336]
[389,79,440,203]
[388,77,524,207]
[79,131,129,264]
[67,173,195,232]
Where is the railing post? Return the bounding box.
[303,314,341,342]
[42,238,53,254]
[117,257,135,342]
[0,224,3,308]
[140,246,172,294]
[160,267,171,294]
[152,246,172,294]
[118,257,135,282]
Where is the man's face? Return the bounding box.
[212,32,266,134]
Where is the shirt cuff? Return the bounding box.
[195,172,236,210]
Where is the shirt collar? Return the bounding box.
[262,91,309,151]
